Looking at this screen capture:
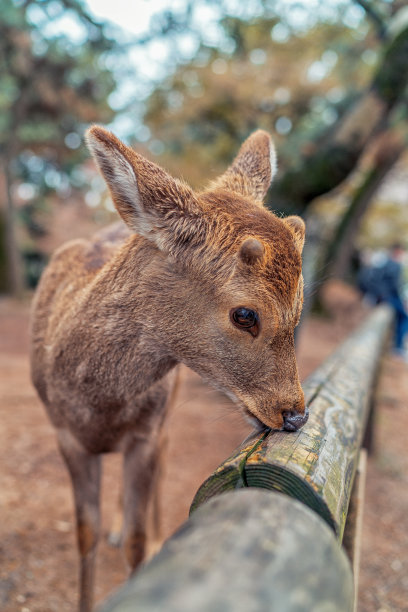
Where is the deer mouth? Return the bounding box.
[243,408,271,433]
[243,407,309,433]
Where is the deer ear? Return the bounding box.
[85,126,200,249]
[285,216,305,253]
[212,130,277,203]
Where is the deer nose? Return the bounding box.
[282,407,309,432]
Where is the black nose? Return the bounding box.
[282,407,309,432]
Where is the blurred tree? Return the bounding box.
[3,0,405,298]
[270,13,408,215]
[142,11,376,188]
[141,0,407,288]
[301,6,408,307]
[325,128,406,278]
[0,0,117,294]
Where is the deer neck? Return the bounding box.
[60,236,178,397]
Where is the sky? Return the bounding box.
[83,0,223,135]
[83,0,366,33]
[35,0,365,136]
[85,0,184,37]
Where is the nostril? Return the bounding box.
[283,407,309,432]
[283,418,298,432]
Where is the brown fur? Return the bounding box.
[30,127,307,611]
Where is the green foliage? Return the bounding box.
[372,25,408,107]
[274,143,359,213]
[141,9,379,190]
[1,0,406,293]
[0,0,117,155]
[139,1,407,281]
[0,0,120,290]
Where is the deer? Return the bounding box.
[30,126,308,612]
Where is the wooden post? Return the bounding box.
[99,490,354,612]
[342,449,368,610]
[191,306,393,542]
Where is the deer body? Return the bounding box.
[30,128,308,612]
[32,227,177,453]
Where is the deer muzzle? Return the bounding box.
[282,407,309,432]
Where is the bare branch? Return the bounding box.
[354,0,388,40]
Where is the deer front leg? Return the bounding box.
[57,429,101,612]
[145,424,168,560]
[108,429,165,553]
[122,433,162,573]
[108,487,123,547]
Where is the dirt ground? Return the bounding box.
[0,296,407,612]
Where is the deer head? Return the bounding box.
[86,127,307,432]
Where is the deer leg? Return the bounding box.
[145,426,167,560]
[108,486,123,547]
[122,373,178,569]
[122,434,162,573]
[108,428,166,555]
[57,429,101,612]
[146,367,180,558]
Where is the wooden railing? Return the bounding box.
[100,306,392,612]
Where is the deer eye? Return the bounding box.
[230,307,260,337]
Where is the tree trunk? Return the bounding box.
[0,211,8,293]
[2,160,24,296]
[327,133,405,279]
[268,20,408,215]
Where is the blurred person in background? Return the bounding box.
[358,244,408,359]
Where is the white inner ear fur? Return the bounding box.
[269,140,278,182]
[109,150,140,203]
[88,137,155,237]
[85,134,140,206]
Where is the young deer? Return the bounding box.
[30,127,308,611]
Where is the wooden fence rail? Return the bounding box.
[100,306,392,612]
[101,490,354,612]
[191,305,392,540]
